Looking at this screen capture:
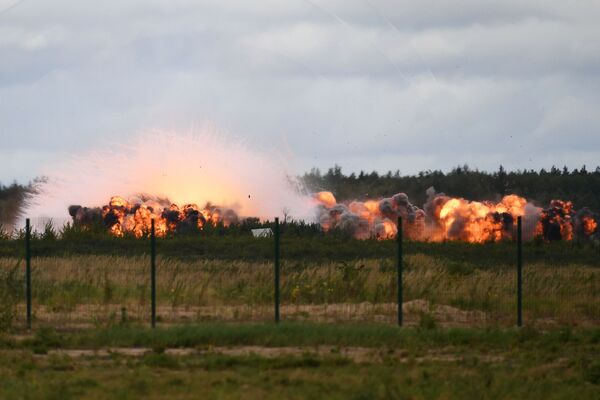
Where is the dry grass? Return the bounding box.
[0,255,597,329]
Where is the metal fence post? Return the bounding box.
[397,216,403,327]
[274,217,280,323]
[517,216,523,327]
[151,219,156,328]
[25,218,32,330]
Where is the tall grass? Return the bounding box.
[0,260,22,331]
[0,254,596,329]
[2,232,600,267]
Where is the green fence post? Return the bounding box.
[397,216,403,327]
[517,216,523,327]
[151,219,156,328]
[274,217,280,323]
[25,218,32,330]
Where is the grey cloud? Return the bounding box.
[1,0,599,183]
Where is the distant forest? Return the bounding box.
[301,165,600,211]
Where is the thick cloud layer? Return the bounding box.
[1,0,599,182]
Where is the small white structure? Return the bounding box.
[251,228,273,238]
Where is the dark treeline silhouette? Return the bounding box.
[301,164,600,210]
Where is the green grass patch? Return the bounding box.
[2,235,600,267]
[9,322,600,353]
[0,332,598,399]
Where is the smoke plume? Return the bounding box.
[26,130,312,229]
[313,188,598,242]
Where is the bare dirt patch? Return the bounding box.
[34,346,503,364]
[16,299,593,330]
[16,299,493,329]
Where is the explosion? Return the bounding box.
[535,200,573,241]
[26,131,313,231]
[32,129,597,243]
[315,191,424,240]
[313,188,598,243]
[576,208,598,238]
[68,187,598,242]
[69,196,239,238]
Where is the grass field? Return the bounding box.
[0,323,598,399]
[0,238,598,398]
[2,233,600,266]
[0,254,600,328]
[0,253,598,330]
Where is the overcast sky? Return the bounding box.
[1,0,599,183]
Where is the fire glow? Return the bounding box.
[313,189,599,243]
[27,131,312,230]
[70,188,598,243]
[69,195,239,238]
[37,130,598,243]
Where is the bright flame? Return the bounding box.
[75,195,237,238]
[313,189,597,242]
[314,191,337,208]
[583,216,598,236]
[314,191,424,241]
[535,200,574,241]
[434,195,527,243]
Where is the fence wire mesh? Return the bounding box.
[0,231,598,331]
[279,259,398,324]
[18,256,151,329]
[153,259,273,323]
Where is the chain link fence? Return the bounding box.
[0,217,598,331]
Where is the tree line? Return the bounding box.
[2,164,600,229]
[301,165,600,210]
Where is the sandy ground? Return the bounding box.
[17,346,504,364]
[14,299,494,328]
[13,299,595,330]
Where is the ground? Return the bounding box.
[0,323,598,399]
[0,242,598,398]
